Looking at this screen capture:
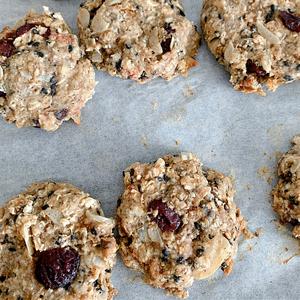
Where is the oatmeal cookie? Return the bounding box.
[0,182,117,300]
[117,153,246,298]
[201,0,300,95]
[78,0,200,83]
[273,136,300,238]
[0,7,96,131]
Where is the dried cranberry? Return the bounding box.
[35,247,80,289]
[246,59,267,77]
[161,37,172,54]
[148,199,181,232]
[279,11,300,33]
[16,23,37,37]
[0,39,15,57]
[54,108,68,121]
[42,27,51,39]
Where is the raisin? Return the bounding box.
[0,91,6,98]
[173,275,180,282]
[161,37,172,54]
[0,276,6,282]
[54,108,69,121]
[16,23,37,37]
[68,45,73,52]
[35,247,80,289]
[0,39,15,57]
[105,269,112,273]
[246,59,267,77]
[148,199,181,232]
[164,23,176,34]
[279,11,300,33]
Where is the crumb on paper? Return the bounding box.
[254,227,263,237]
[242,227,262,240]
[245,184,251,191]
[175,139,181,146]
[257,166,274,184]
[183,85,194,98]
[151,100,159,111]
[281,253,298,265]
[140,135,148,148]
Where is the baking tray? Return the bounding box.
[0,0,300,299]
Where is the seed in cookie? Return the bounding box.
[201,0,300,95]
[0,7,96,131]
[273,136,300,239]
[78,0,200,83]
[117,153,246,298]
[0,182,117,299]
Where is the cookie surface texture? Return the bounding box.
[273,136,300,239]
[0,8,96,131]
[201,0,300,95]
[0,182,117,300]
[117,153,245,298]
[78,0,200,83]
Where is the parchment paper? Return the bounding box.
[0,1,300,299]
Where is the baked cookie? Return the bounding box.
[201,0,300,95]
[117,153,246,298]
[78,0,200,83]
[0,7,96,131]
[0,182,117,300]
[273,136,300,238]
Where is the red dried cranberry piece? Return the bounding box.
[148,199,181,232]
[279,11,300,33]
[246,59,267,77]
[0,39,15,57]
[35,247,80,289]
[42,27,51,39]
[161,37,172,54]
[16,23,37,37]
